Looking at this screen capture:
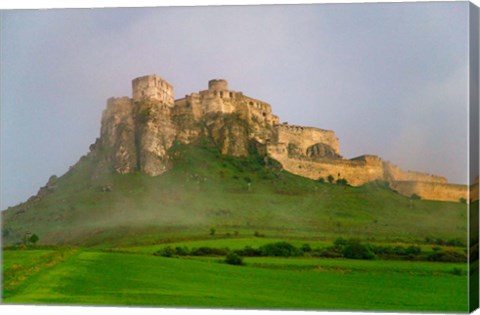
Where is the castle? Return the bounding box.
[95,74,471,203]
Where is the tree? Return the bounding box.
[342,239,375,260]
[327,175,335,184]
[410,193,421,200]
[29,234,39,245]
[225,252,244,265]
[209,227,216,236]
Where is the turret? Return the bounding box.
[208,79,228,91]
[132,74,174,106]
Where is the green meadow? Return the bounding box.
[2,247,468,312]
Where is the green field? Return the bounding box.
[2,248,468,312]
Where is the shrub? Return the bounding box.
[446,238,466,247]
[300,243,312,253]
[209,227,216,236]
[174,246,190,256]
[29,234,39,245]
[327,175,335,184]
[428,249,467,263]
[154,246,176,257]
[234,246,262,257]
[191,247,229,256]
[225,252,244,265]
[315,248,343,258]
[410,193,421,200]
[317,177,325,183]
[259,242,302,257]
[253,231,265,238]
[336,178,348,186]
[342,239,375,260]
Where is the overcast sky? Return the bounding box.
[0,2,471,208]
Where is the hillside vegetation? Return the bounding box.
[2,140,467,247]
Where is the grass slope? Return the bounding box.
[3,249,468,312]
[2,141,467,246]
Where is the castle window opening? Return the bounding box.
[220,91,224,98]
[262,112,266,117]
[249,101,253,106]
[229,92,233,98]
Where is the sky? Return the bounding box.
[0,2,472,209]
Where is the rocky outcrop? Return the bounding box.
[100,97,137,174]
[134,101,176,176]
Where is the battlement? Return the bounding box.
[132,74,174,106]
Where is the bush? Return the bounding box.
[410,193,421,200]
[253,231,265,237]
[259,242,302,257]
[317,177,325,183]
[174,246,190,256]
[428,249,467,263]
[300,243,312,253]
[29,234,39,245]
[315,248,343,258]
[342,239,375,260]
[154,246,176,257]
[225,252,244,265]
[234,246,262,257]
[327,175,335,184]
[336,178,348,186]
[191,247,229,256]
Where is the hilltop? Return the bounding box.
[1,75,469,245]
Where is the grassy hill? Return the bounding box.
[2,140,467,247]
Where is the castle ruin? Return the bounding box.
[96,74,471,203]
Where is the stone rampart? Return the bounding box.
[268,149,385,186]
[384,162,447,184]
[390,181,468,203]
[275,124,340,156]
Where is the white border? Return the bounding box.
[1,1,478,315]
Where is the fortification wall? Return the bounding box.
[384,162,447,184]
[275,124,340,156]
[244,96,276,125]
[268,149,385,185]
[390,181,468,202]
[132,75,174,106]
